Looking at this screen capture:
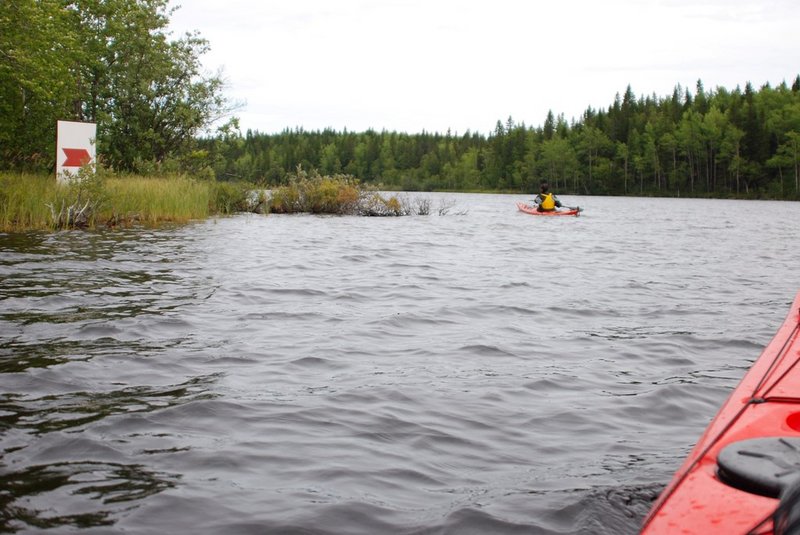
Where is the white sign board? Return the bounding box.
[56,120,97,183]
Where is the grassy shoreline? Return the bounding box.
[0,172,252,232]
[0,169,443,232]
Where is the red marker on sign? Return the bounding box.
[62,148,92,167]
[56,121,97,183]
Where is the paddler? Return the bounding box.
[533,182,562,212]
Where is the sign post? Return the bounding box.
[56,120,97,183]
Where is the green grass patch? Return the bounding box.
[103,176,211,225]
[0,173,59,231]
[0,169,452,232]
[0,171,253,231]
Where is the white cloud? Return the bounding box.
[168,0,800,134]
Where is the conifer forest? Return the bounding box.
[205,79,800,198]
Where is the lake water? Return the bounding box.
[1,193,799,534]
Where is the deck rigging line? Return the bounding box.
[642,314,800,532]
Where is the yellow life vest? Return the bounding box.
[540,193,555,210]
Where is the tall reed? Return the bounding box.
[0,170,442,232]
[0,172,251,231]
[102,176,210,225]
[0,173,58,231]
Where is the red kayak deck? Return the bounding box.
[515,202,580,216]
[642,291,800,534]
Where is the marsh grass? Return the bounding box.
[103,176,210,225]
[0,169,456,232]
[0,172,252,231]
[0,173,81,231]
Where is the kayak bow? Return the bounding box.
[642,291,800,534]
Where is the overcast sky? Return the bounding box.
[167,0,800,135]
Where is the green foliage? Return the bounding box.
[266,167,423,216]
[0,171,258,231]
[0,168,108,230]
[102,175,210,224]
[268,185,302,214]
[269,167,361,214]
[1,168,450,230]
[200,76,800,199]
[0,173,59,231]
[209,181,251,215]
[0,1,79,170]
[1,0,229,172]
[48,166,109,228]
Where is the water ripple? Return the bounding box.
[1,195,799,534]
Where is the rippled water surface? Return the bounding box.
[1,194,799,534]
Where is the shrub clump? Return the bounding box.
[50,167,109,229]
[270,167,359,214]
[359,192,410,216]
[269,167,415,216]
[209,181,253,215]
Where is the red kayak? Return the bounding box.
[642,291,800,534]
[515,202,581,216]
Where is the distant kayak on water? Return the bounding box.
[641,290,800,534]
[515,202,582,217]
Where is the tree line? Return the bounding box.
[1,0,228,172]
[203,78,800,199]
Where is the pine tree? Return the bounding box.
[543,111,555,140]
